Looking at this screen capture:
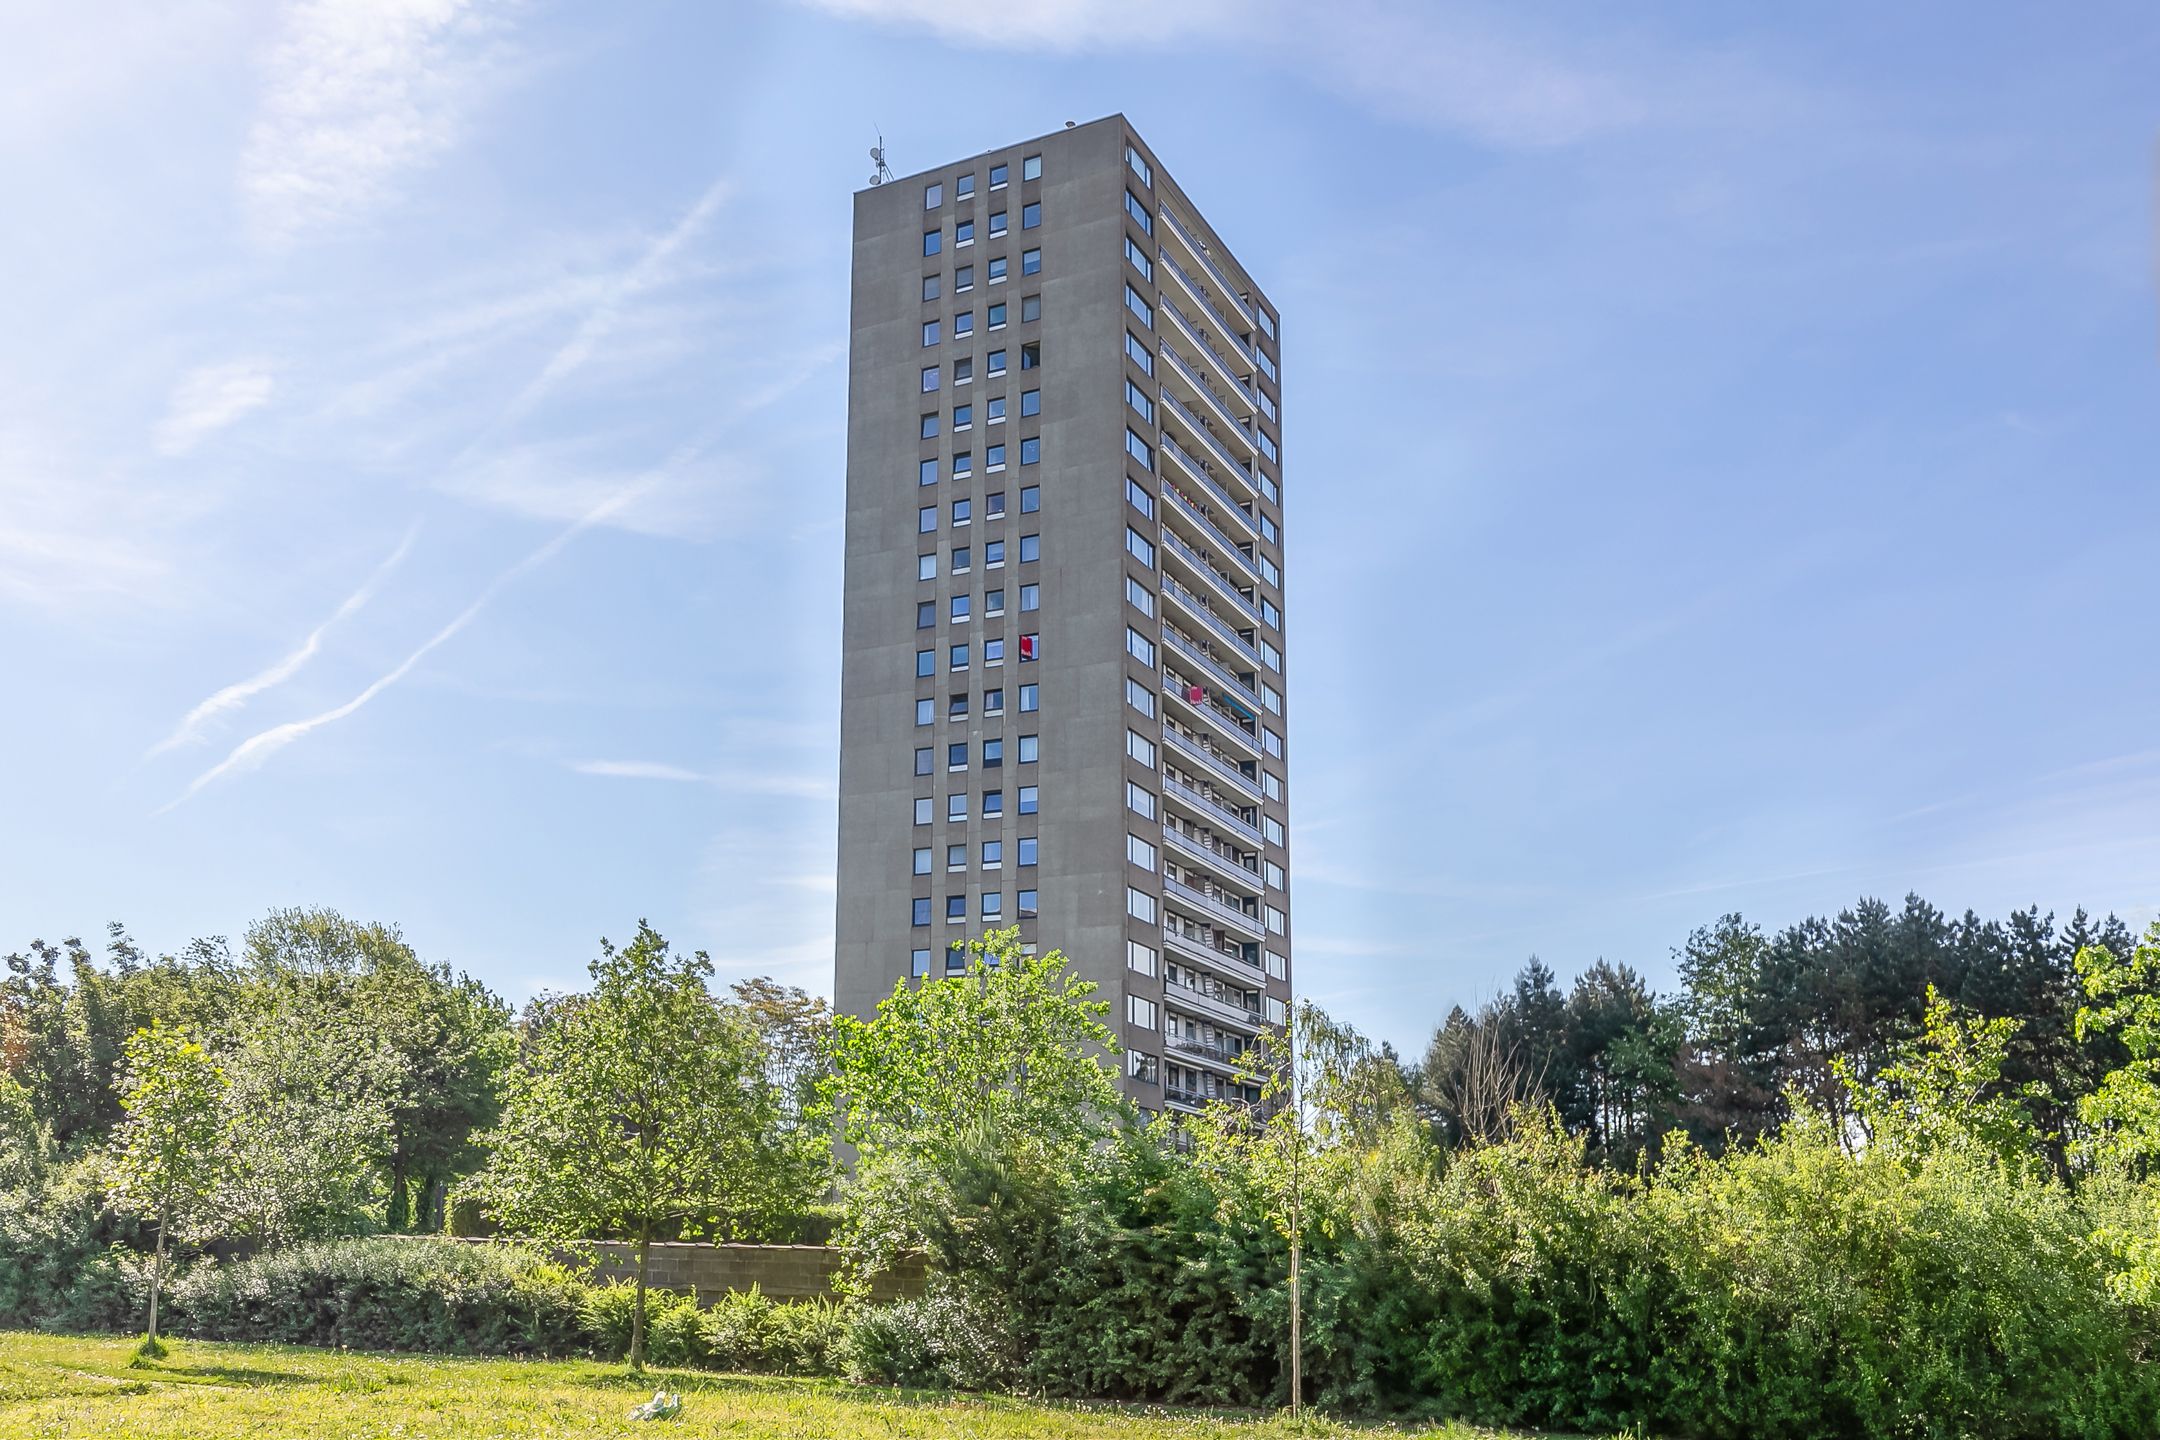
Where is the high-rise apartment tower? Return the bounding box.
[835,116,1290,1113]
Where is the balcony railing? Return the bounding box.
[1166,1032,1254,1069]
[1163,1085,1208,1109]
[1157,526,1259,623]
[1162,819,1260,885]
[1161,923,1265,982]
[1159,488,1258,585]
[1161,299,1260,414]
[1166,977,1266,1028]
[1165,876,1263,937]
[1159,207,1256,329]
[1160,432,1258,527]
[1161,773,1263,846]
[1159,360,1257,462]
[1157,248,1257,365]
[1160,575,1259,665]
[1161,625,1262,714]
[1162,671,1259,756]
[1162,711,1261,792]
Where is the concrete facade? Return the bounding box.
[836,117,1290,1113]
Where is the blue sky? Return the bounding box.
[3,0,2155,1054]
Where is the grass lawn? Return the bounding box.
[0,1330,1527,1439]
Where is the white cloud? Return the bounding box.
[146,523,420,756]
[240,0,511,244]
[153,361,276,456]
[567,759,833,799]
[792,0,1233,50]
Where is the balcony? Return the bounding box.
[1162,701,1260,781]
[1160,575,1259,666]
[1164,1085,1206,1111]
[1159,361,1258,462]
[1161,625,1262,715]
[1158,526,1259,624]
[1161,923,1266,984]
[1166,975,1265,1029]
[1164,1030,1255,1073]
[1165,876,1263,938]
[1159,487,1259,585]
[1159,207,1257,330]
[1161,773,1262,847]
[1161,820,1261,890]
[1157,248,1257,367]
[1161,300,1260,416]
[1160,432,1258,529]
[1162,676,1259,760]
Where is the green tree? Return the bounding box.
[106,1021,227,1353]
[1838,984,2047,1171]
[2075,921,2160,1167]
[463,921,813,1372]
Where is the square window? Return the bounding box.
[914,746,933,776]
[1020,534,1040,562]
[916,649,934,677]
[983,637,1004,665]
[920,412,939,439]
[1022,154,1042,180]
[914,797,933,825]
[947,894,967,920]
[990,162,1008,188]
[916,600,934,629]
[954,356,973,383]
[1021,248,1041,275]
[985,687,1004,713]
[988,256,1007,283]
[1018,734,1038,763]
[987,395,1006,422]
[985,586,1004,613]
[954,454,973,480]
[949,692,969,718]
[923,230,941,256]
[916,697,934,725]
[1019,486,1039,513]
[1021,389,1040,417]
[983,839,1002,866]
[948,793,968,820]
[950,593,970,620]
[950,643,969,670]
[954,403,973,430]
[1021,294,1041,322]
[987,349,1007,376]
[924,182,942,209]
[952,545,971,572]
[919,458,937,487]
[1019,683,1038,712]
[984,737,1003,768]
[956,264,974,292]
[985,539,1005,567]
[1018,785,1038,814]
[954,311,974,337]
[1019,437,1040,465]
[1020,342,1040,369]
[1019,888,1039,916]
[988,302,1006,328]
[922,319,940,347]
[922,274,940,301]
[913,846,932,875]
[913,897,931,926]
[955,219,974,246]
[981,892,1003,918]
[957,173,974,198]
[911,947,931,977]
[989,210,1008,236]
[918,505,936,534]
[947,843,966,870]
[986,491,1006,516]
[1021,201,1041,229]
[1018,837,1038,866]
[948,742,968,771]
[1020,632,1039,662]
[1020,582,1039,611]
[921,366,939,393]
[946,945,966,972]
[918,553,937,580]
[983,789,1004,816]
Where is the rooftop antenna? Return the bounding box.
[868,128,893,186]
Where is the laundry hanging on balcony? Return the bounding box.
[1018,634,1038,660]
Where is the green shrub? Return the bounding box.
[844,1297,943,1388]
[695,1284,848,1376]
[577,1280,707,1368]
[168,1237,587,1355]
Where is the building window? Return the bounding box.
[1125,430,1152,470]
[988,301,1006,329]
[923,229,941,256]
[916,697,934,726]
[1265,861,1285,890]
[1125,527,1153,567]
[918,505,936,534]
[1125,677,1155,719]
[986,443,1005,469]
[1126,331,1152,374]
[1018,629,1038,659]
[955,264,974,292]
[950,593,970,621]
[920,412,939,439]
[1020,485,1039,513]
[1263,771,1282,801]
[919,458,937,487]
[1126,380,1154,423]
[911,948,932,977]
[1127,833,1157,872]
[946,844,965,871]
[953,356,973,384]
[1126,729,1156,767]
[985,586,1004,614]
[990,162,1008,188]
[983,789,1003,816]
[1123,190,1151,235]
[1018,683,1038,713]
[918,553,937,580]
[1263,727,1283,758]
[983,637,1004,666]
[914,797,933,825]
[1020,341,1040,369]
[1019,583,1039,611]
[984,538,1005,567]
[922,274,940,301]
[947,742,967,772]
[1264,905,1286,935]
[952,545,970,572]
[1022,154,1042,181]
[1262,682,1280,715]
[1126,780,1155,819]
[954,311,974,338]
[955,219,974,246]
[988,255,1007,283]
[1021,201,1041,229]
[948,946,969,973]
[1125,284,1152,328]
[1017,734,1038,763]
[983,838,1002,867]
[1018,836,1038,866]
[1125,144,1152,188]
[912,898,932,927]
[1018,437,1039,466]
[922,319,939,347]
[924,182,942,209]
[1261,639,1281,672]
[981,891,1003,919]
[1266,950,1287,980]
[1126,626,1154,667]
[949,692,969,718]
[948,793,968,821]
[949,643,969,671]
[1021,247,1041,275]
[916,649,934,677]
[1018,785,1038,815]
[1263,815,1284,846]
[1019,534,1039,562]
[953,403,972,431]
[1124,234,1152,281]
[984,687,1003,714]
[957,172,974,198]
[983,737,1003,769]
[1126,575,1153,616]
[1020,388,1040,417]
[1021,293,1041,322]
[946,894,967,922]
[1127,994,1159,1031]
[1126,888,1157,925]
[989,210,1007,236]
[986,395,1006,424]
[913,847,932,875]
[987,349,1006,376]
[1019,887,1039,916]
[916,601,934,630]
[921,366,939,392]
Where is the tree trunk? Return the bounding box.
[630,1219,650,1373]
[147,1201,167,1345]
[1288,1226,1302,1418]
